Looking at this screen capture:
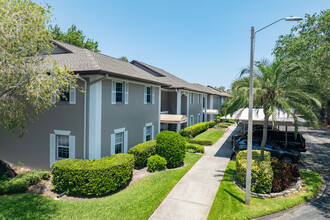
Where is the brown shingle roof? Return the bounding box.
[47,40,170,86]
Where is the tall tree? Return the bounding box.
[0,0,76,135]
[222,60,320,160]
[50,24,100,52]
[273,10,330,125]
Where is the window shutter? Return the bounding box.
[124,131,128,153]
[152,87,155,104]
[111,134,115,155]
[69,135,75,159]
[144,86,147,104]
[125,82,129,104]
[151,125,154,140]
[112,81,116,104]
[69,87,76,104]
[143,127,146,142]
[50,134,56,168]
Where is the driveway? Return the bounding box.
[256,127,330,220]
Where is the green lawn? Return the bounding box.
[0,153,201,220]
[208,161,322,220]
[193,129,225,144]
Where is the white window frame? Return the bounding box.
[197,113,201,123]
[50,130,75,167]
[190,115,194,126]
[52,87,76,105]
[190,93,194,104]
[112,81,129,104]
[144,86,155,104]
[143,122,154,142]
[111,127,128,155]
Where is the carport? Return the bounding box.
[221,108,306,147]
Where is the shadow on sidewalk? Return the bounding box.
[214,125,241,159]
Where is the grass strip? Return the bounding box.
[193,129,225,145]
[0,153,201,220]
[208,161,322,220]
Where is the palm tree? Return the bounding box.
[223,59,320,160]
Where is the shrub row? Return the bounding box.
[236,150,273,194]
[207,121,216,128]
[179,122,209,138]
[189,139,213,146]
[156,131,186,168]
[0,171,50,194]
[271,159,300,192]
[186,143,205,153]
[147,155,167,172]
[52,154,134,196]
[128,140,156,169]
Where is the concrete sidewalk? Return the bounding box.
[149,125,238,220]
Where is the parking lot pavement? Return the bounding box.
[256,127,330,220]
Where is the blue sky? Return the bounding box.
[36,0,329,89]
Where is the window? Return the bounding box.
[197,114,201,123]
[111,128,128,155]
[52,87,76,104]
[57,135,69,159]
[115,82,123,103]
[190,115,194,126]
[146,87,152,103]
[146,126,152,141]
[144,86,155,104]
[190,93,194,104]
[112,81,129,104]
[198,94,201,104]
[50,130,75,167]
[115,132,123,154]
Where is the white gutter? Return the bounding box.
[77,74,87,159]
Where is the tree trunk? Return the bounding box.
[260,113,269,161]
[323,93,328,126]
[0,159,17,178]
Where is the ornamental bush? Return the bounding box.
[156,131,186,168]
[271,159,300,192]
[188,139,213,146]
[128,140,156,169]
[0,171,50,194]
[236,150,273,194]
[147,155,167,172]
[186,143,205,153]
[207,121,216,128]
[179,122,209,138]
[52,154,134,196]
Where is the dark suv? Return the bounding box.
[232,129,306,152]
[233,138,300,164]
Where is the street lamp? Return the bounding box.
[245,16,303,205]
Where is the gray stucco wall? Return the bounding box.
[0,80,85,170]
[101,79,160,156]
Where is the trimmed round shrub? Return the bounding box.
[189,139,213,146]
[186,143,204,153]
[147,155,167,172]
[128,140,156,169]
[51,154,134,196]
[156,131,186,168]
[236,150,273,194]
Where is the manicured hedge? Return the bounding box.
[188,139,213,146]
[128,140,156,169]
[207,121,216,128]
[52,154,134,196]
[271,159,300,192]
[0,171,50,195]
[186,143,204,153]
[147,155,167,172]
[179,122,209,138]
[236,150,273,194]
[156,131,186,168]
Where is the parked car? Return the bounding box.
[232,138,300,164]
[232,129,306,152]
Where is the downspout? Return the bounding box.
[77,74,87,159]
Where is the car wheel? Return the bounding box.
[282,156,292,164]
